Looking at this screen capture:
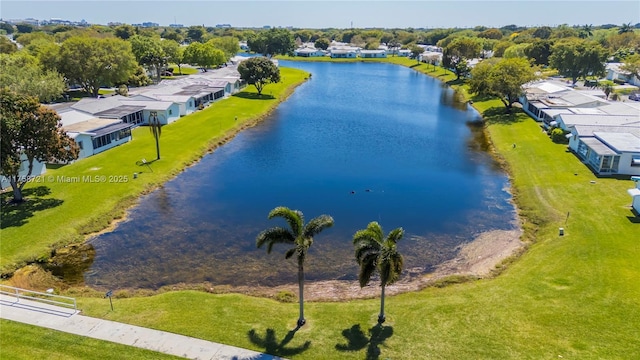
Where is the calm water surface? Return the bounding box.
[77,61,517,289]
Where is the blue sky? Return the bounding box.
[1,1,638,29]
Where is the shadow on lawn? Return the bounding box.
[482,106,526,125]
[1,186,63,229]
[335,324,394,360]
[233,93,275,100]
[247,327,311,358]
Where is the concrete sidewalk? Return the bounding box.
[0,293,282,360]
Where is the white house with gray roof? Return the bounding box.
[58,109,134,159]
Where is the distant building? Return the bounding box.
[216,24,232,28]
[169,23,184,28]
[142,22,159,27]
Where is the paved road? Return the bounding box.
[0,293,282,360]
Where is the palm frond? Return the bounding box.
[303,214,334,238]
[268,206,303,237]
[284,247,297,259]
[354,243,380,264]
[358,260,377,288]
[366,221,384,242]
[386,227,404,245]
[256,227,294,254]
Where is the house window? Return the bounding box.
[78,141,83,150]
[169,109,172,115]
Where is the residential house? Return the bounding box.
[606,62,640,86]
[330,49,357,58]
[359,50,386,58]
[59,109,134,159]
[120,100,180,125]
[295,47,326,57]
[71,96,145,127]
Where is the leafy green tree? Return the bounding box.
[492,41,512,57]
[256,206,334,327]
[160,39,184,73]
[124,65,153,87]
[552,24,578,39]
[294,29,313,43]
[207,36,240,61]
[478,28,503,40]
[352,221,404,324]
[409,44,423,62]
[0,89,79,202]
[549,39,609,85]
[58,37,137,97]
[620,54,640,80]
[183,42,226,71]
[0,22,15,34]
[532,26,553,39]
[161,28,184,43]
[247,28,295,58]
[237,56,281,95]
[314,38,330,50]
[15,23,34,33]
[114,24,137,40]
[503,43,531,59]
[129,35,167,83]
[443,37,481,79]
[14,31,54,47]
[187,26,206,42]
[525,40,552,66]
[0,36,17,54]
[0,53,66,102]
[469,57,537,112]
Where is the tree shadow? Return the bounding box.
[247,327,311,358]
[446,78,465,86]
[1,186,63,229]
[336,324,394,360]
[482,106,526,125]
[233,92,275,100]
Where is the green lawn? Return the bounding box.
[0,320,181,359]
[169,65,199,75]
[3,59,640,359]
[0,67,310,274]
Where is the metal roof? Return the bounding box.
[581,137,618,155]
[95,105,145,118]
[594,132,640,153]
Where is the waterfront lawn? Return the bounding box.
[0,67,310,273]
[0,320,181,360]
[72,90,640,359]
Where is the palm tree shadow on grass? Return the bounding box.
[232,93,275,100]
[1,186,63,229]
[336,324,394,360]
[247,327,311,358]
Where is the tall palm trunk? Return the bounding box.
[378,284,386,324]
[297,258,306,327]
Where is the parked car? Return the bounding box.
[629,93,640,101]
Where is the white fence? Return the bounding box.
[0,284,77,311]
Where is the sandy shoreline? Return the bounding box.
[216,228,524,301]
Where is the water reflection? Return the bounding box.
[73,61,517,290]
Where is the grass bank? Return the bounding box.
[4,59,640,359]
[0,67,310,274]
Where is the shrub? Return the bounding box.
[551,128,568,143]
[274,290,296,303]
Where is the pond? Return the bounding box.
[57,61,518,290]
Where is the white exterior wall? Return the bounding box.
[93,135,131,155]
[143,107,179,125]
[568,133,581,152]
[617,152,640,176]
[633,195,640,213]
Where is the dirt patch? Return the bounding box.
[217,228,524,302]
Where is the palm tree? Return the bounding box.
[256,206,334,327]
[149,111,162,160]
[619,22,633,34]
[579,24,593,38]
[352,221,404,324]
[600,83,613,100]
